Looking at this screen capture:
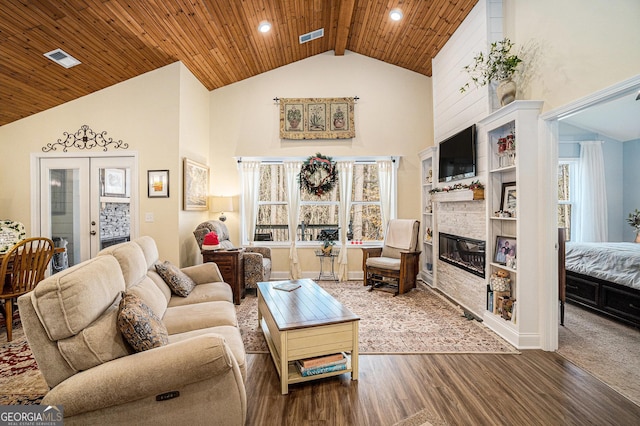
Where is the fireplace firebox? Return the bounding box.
[439,233,485,278]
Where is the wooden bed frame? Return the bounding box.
[565,270,640,328]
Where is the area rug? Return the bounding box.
[557,302,640,406]
[236,281,519,354]
[0,317,48,405]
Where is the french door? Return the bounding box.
[39,156,137,269]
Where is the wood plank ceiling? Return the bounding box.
[0,0,477,127]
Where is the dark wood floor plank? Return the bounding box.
[245,351,640,425]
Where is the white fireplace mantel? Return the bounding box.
[432,189,484,202]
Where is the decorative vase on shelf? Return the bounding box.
[497,78,517,106]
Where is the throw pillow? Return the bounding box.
[117,291,169,352]
[155,261,196,297]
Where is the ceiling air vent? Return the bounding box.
[44,48,81,68]
[299,28,324,44]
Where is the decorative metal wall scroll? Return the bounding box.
[279,97,355,140]
[42,124,129,152]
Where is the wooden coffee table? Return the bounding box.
[257,279,360,394]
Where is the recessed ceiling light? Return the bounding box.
[389,8,403,21]
[258,21,272,33]
[44,48,81,68]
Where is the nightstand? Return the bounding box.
[202,249,245,304]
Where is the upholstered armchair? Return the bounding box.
[361,219,421,296]
[194,220,272,290]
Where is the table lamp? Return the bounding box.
[210,196,234,222]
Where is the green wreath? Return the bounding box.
[299,153,338,196]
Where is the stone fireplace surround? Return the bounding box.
[435,198,486,317]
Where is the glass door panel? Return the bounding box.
[40,158,90,269]
[91,157,135,252]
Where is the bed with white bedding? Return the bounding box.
[565,242,640,327]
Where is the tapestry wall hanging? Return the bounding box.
[279,97,355,140]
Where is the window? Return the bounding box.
[256,164,288,241]
[247,158,394,244]
[557,161,576,240]
[350,163,383,241]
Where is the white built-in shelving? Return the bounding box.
[479,100,544,349]
[418,146,437,286]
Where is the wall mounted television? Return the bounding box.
[438,124,477,183]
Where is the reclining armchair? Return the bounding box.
[361,219,421,296]
[193,220,272,290]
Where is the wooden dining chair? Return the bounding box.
[0,237,54,341]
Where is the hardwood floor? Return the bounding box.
[245,351,640,425]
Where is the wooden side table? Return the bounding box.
[202,249,245,304]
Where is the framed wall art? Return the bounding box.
[279,97,355,140]
[148,170,169,198]
[103,168,126,197]
[183,158,209,210]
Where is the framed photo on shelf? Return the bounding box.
[183,158,209,211]
[147,170,169,198]
[103,168,126,197]
[494,236,517,265]
[500,181,517,213]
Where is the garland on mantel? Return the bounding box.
[299,153,338,196]
[429,180,484,194]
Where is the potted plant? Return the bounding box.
[460,38,523,106]
[318,231,336,255]
[627,209,640,242]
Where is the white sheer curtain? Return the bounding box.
[337,161,354,281]
[284,161,302,279]
[377,160,393,231]
[575,141,608,242]
[239,161,261,245]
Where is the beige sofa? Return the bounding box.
[17,236,246,425]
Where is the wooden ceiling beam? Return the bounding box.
[334,0,356,55]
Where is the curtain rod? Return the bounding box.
[236,155,398,163]
[273,96,360,103]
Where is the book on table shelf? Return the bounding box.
[295,357,349,377]
[298,352,345,369]
[273,281,301,292]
